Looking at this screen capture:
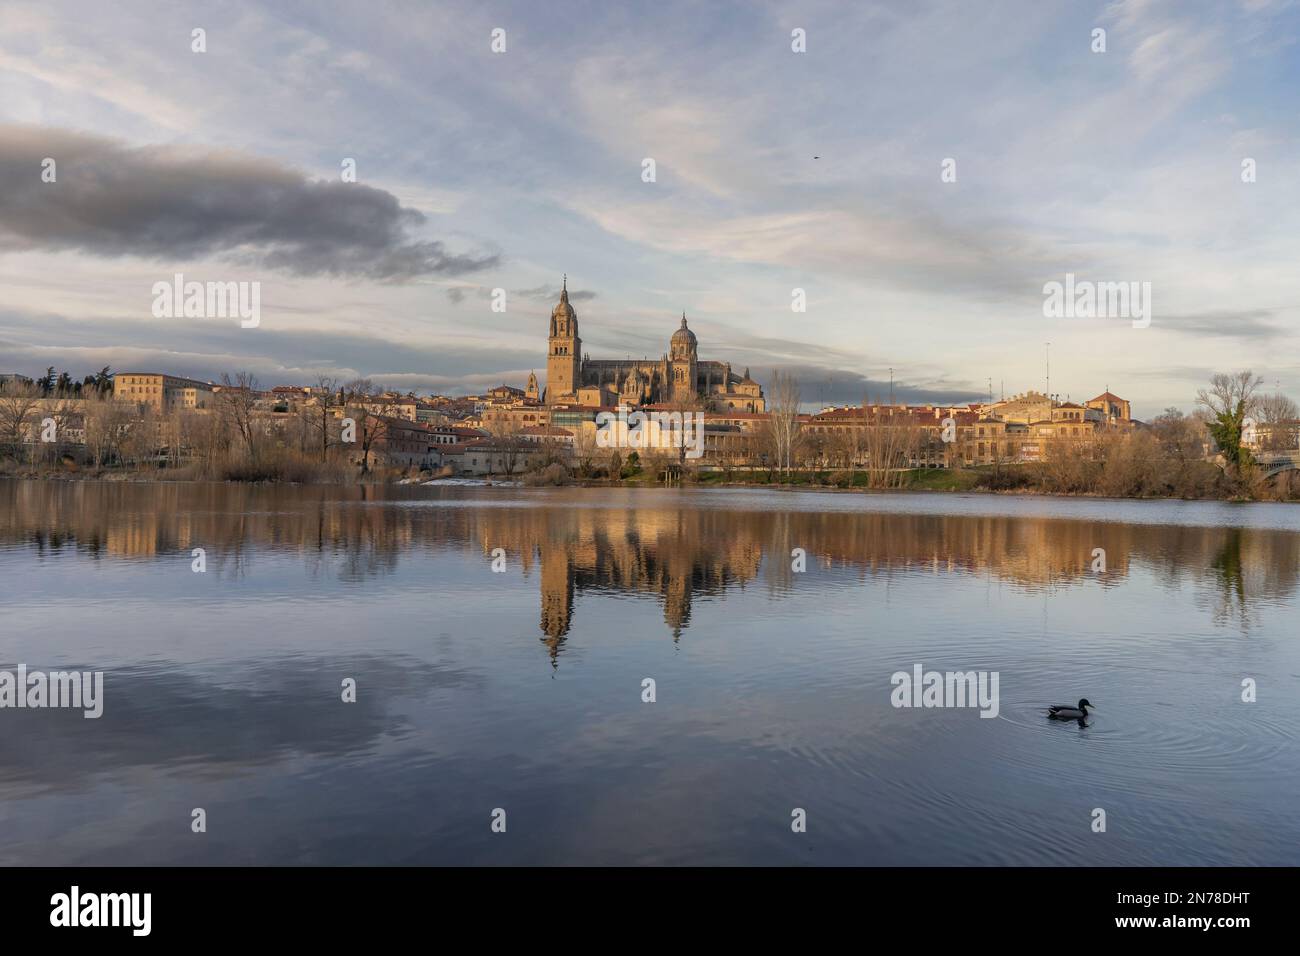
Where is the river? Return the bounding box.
[1,479,1296,864]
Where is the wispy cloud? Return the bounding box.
[1161,309,1285,340]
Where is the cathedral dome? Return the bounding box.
[552,280,576,322]
[550,274,579,338]
[670,313,697,355]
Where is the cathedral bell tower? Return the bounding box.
[669,312,698,402]
[546,275,581,403]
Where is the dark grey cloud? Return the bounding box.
[0,309,539,392]
[752,365,986,409]
[1,306,981,405]
[0,124,498,280]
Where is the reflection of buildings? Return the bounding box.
[531,509,764,664]
[522,508,1154,666]
[539,545,574,659]
[6,480,1296,658]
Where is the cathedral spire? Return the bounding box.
[681,312,688,329]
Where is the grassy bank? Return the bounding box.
[694,468,982,492]
[7,456,1299,503]
[614,463,1298,501]
[0,449,394,484]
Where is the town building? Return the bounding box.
[112,373,214,412]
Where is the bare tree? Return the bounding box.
[751,418,777,479]
[1197,370,1263,470]
[311,375,339,462]
[573,421,599,478]
[83,395,131,467]
[488,415,526,478]
[0,381,43,461]
[179,407,227,473]
[341,378,389,475]
[768,370,800,474]
[1151,407,1208,463]
[662,392,705,470]
[1149,407,1214,496]
[158,406,185,466]
[218,372,262,462]
[119,405,160,469]
[1256,392,1299,451]
[861,407,921,488]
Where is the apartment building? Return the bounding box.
[113,373,214,412]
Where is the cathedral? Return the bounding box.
[540,278,765,412]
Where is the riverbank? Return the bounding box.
[4,464,1287,503]
[583,463,1290,502]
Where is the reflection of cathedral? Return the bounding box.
[4,482,1275,670]
[532,512,764,666]
[521,508,1164,666]
[544,277,766,411]
[539,545,574,660]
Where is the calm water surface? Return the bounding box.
[2,479,1298,865]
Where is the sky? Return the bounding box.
[1,0,1298,419]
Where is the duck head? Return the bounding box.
[1077,698,1094,713]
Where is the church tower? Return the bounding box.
[669,313,698,403]
[546,276,581,403]
[526,371,539,402]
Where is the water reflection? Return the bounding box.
[3,480,1299,865]
[4,481,1298,659]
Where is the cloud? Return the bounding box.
[0,309,540,393]
[1161,309,1284,340]
[444,284,596,307]
[0,124,499,280]
[512,284,596,302]
[0,656,477,790]
[749,364,986,409]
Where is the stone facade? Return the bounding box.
[113,372,214,412]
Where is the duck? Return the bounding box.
[1047,698,1095,720]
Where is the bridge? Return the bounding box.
[1254,451,1300,478]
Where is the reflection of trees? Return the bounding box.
[0,481,417,582]
[1196,526,1300,628]
[4,481,1298,653]
[1211,529,1249,626]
